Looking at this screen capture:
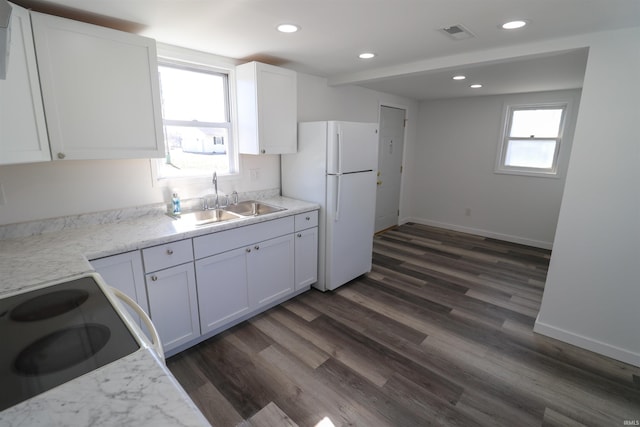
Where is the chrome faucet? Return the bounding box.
[212,171,219,209]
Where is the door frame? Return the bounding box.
[376,102,409,232]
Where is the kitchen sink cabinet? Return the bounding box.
[0,3,50,165]
[195,247,250,335]
[30,12,164,161]
[194,219,295,335]
[145,263,199,353]
[236,61,297,155]
[248,233,295,307]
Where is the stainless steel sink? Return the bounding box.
[224,200,286,216]
[176,209,243,226]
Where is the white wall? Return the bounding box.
[406,89,581,248]
[0,154,280,225]
[0,71,417,226]
[534,27,640,367]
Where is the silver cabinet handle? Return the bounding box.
[57,152,66,159]
[306,216,310,220]
[254,245,260,250]
[150,275,158,281]
[109,286,164,363]
[246,248,251,253]
[166,249,174,255]
[297,233,302,238]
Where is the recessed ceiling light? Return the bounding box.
[358,52,376,59]
[277,23,300,33]
[452,75,466,80]
[470,84,483,89]
[501,20,527,30]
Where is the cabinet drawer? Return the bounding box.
[295,210,318,231]
[194,216,294,259]
[142,239,193,272]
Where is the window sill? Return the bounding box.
[494,168,560,179]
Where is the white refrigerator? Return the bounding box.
[282,121,379,291]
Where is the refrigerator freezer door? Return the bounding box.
[325,171,376,290]
[327,122,378,174]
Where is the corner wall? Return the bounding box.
[534,27,640,367]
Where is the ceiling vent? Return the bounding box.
[439,24,475,41]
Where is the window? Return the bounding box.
[495,103,567,177]
[156,62,237,179]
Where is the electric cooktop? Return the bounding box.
[0,276,140,411]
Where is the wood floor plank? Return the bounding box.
[267,307,391,387]
[258,344,392,427]
[249,313,330,369]
[167,223,640,427]
[245,402,298,427]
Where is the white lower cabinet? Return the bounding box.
[94,209,318,357]
[90,250,148,328]
[248,234,295,307]
[196,247,250,335]
[295,227,318,290]
[145,263,199,353]
[196,233,295,335]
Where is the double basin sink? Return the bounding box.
[173,200,286,226]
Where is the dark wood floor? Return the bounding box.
[168,223,640,427]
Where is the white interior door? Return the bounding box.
[375,106,406,233]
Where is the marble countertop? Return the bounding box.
[0,196,319,425]
[0,196,318,296]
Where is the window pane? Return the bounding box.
[162,125,229,178]
[505,139,557,169]
[510,109,563,138]
[158,66,227,122]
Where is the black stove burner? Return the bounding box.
[10,289,89,321]
[0,276,140,411]
[14,324,111,376]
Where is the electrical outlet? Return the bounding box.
[0,183,5,205]
[464,208,471,216]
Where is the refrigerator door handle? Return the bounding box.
[337,131,342,174]
[335,173,342,221]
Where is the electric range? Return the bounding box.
[0,275,141,411]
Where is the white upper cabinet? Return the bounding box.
[0,4,50,165]
[30,12,164,160]
[236,61,297,155]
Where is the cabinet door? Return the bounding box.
[90,251,148,325]
[146,263,199,353]
[295,227,318,290]
[248,234,295,308]
[195,247,250,335]
[236,61,297,155]
[0,4,50,165]
[30,12,164,160]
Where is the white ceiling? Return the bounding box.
[14,0,640,100]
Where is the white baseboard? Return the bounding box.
[400,216,553,250]
[534,319,640,368]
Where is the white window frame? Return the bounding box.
[495,102,568,178]
[151,44,239,188]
